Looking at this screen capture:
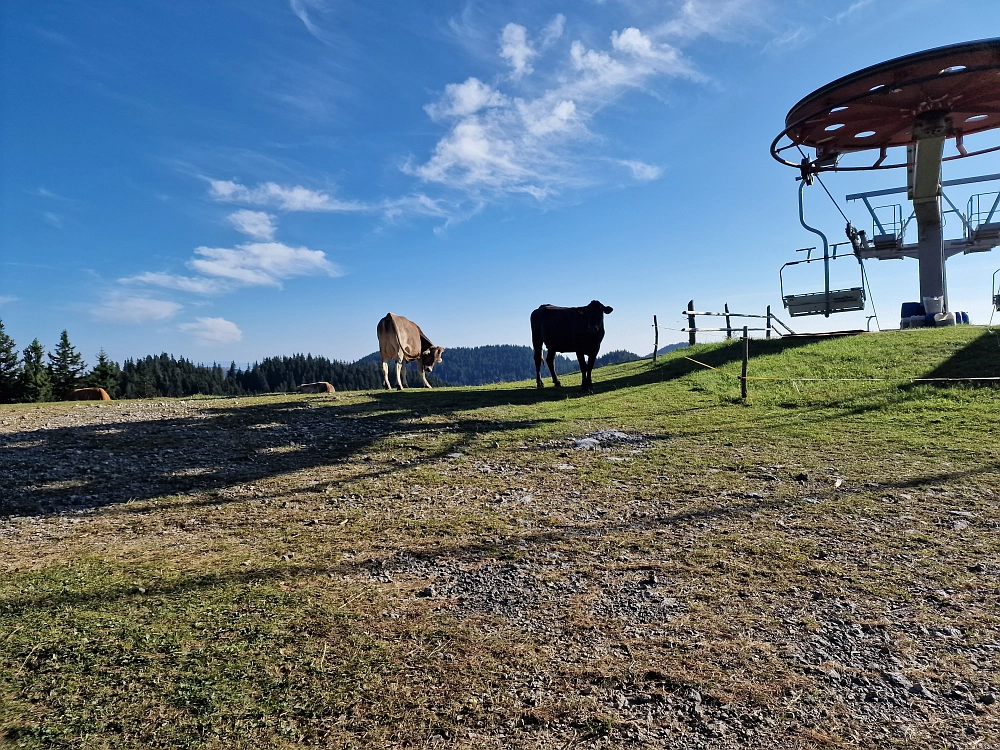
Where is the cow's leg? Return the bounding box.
[584,353,596,391]
[420,365,432,389]
[577,352,589,391]
[534,342,544,388]
[381,360,391,390]
[546,349,561,388]
[395,360,405,391]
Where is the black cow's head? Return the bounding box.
[420,346,445,371]
[583,300,613,335]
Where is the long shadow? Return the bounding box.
[917,329,1000,383]
[0,397,557,519]
[1,494,791,618]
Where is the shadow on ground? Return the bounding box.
[0,398,556,519]
[918,329,1000,382]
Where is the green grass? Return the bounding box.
[2,326,1000,748]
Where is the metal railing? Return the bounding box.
[969,191,1000,231]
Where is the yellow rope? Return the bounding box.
[682,356,1000,383]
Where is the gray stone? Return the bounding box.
[883,671,914,690]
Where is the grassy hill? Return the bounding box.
[2,327,999,748]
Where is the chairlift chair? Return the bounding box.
[780,244,866,317]
[779,178,866,318]
[994,269,1000,312]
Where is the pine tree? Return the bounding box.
[0,319,21,403]
[20,339,52,402]
[86,349,121,397]
[48,330,87,399]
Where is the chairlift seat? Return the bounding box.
[994,293,1000,312]
[872,233,902,251]
[972,222,1000,243]
[782,287,866,317]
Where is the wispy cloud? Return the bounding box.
[33,187,71,201]
[120,272,228,295]
[288,0,332,44]
[180,317,243,345]
[190,242,341,287]
[656,0,768,41]
[410,22,698,199]
[208,179,364,212]
[834,0,875,23]
[0,295,17,306]
[227,209,277,240]
[616,160,662,181]
[91,294,183,324]
[42,211,64,228]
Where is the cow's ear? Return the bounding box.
[604,306,613,314]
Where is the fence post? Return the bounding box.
[741,326,749,400]
[652,315,659,363]
[724,303,732,339]
[766,305,772,339]
[687,300,696,347]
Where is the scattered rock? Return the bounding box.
[883,672,914,691]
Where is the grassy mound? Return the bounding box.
[2,327,999,748]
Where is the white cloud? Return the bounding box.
[208,179,363,212]
[42,211,64,228]
[120,272,228,295]
[289,0,331,44]
[0,295,17,306]
[540,14,565,48]
[499,23,535,78]
[180,317,243,345]
[425,78,507,121]
[657,0,766,41]
[411,23,699,199]
[227,209,277,240]
[190,242,341,286]
[92,295,182,324]
[33,187,70,201]
[834,0,875,23]
[617,160,663,181]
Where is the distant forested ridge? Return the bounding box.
[359,345,641,386]
[0,320,443,403]
[0,319,642,403]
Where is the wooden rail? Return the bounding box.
[682,300,794,344]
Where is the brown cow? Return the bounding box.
[376,313,444,390]
[71,387,111,401]
[297,381,336,393]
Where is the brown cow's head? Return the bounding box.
[420,346,445,371]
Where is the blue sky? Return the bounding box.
[3,0,999,366]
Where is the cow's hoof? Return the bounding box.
[536,382,544,389]
[553,382,562,389]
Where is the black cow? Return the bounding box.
[531,300,613,391]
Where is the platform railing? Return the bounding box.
[969,191,1000,232]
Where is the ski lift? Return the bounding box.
[779,178,866,317]
[993,269,1000,312]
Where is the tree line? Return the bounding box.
[0,321,441,403]
[0,321,641,403]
